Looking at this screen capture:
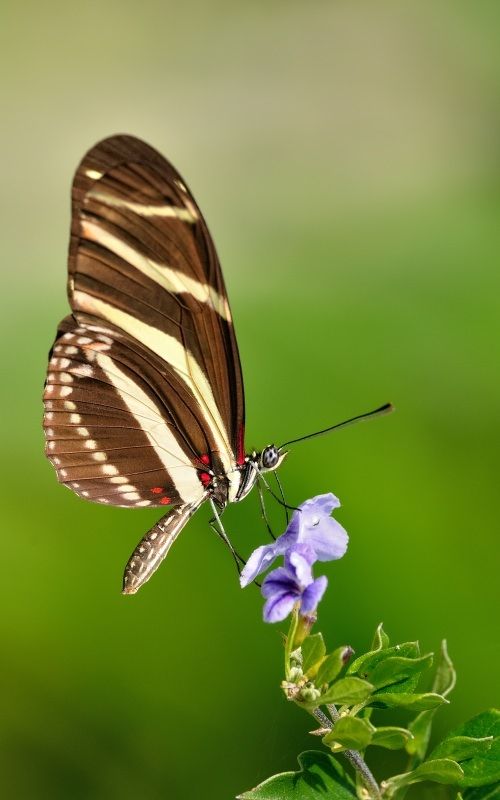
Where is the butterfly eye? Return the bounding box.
[261,445,279,470]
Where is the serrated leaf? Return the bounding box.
[406,640,456,761]
[371,726,414,750]
[442,710,500,788]
[371,623,390,651]
[237,750,357,799]
[368,653,433,689]
[323,716,375,751]
[432,736,493,762]
[302,634,326,677]
[368,691,448,711]
[383,758,464,796]
[320,677,374,706]
[316,647,350,686]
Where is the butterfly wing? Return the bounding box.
[43,135,245,511]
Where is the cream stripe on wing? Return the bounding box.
[88,189,199,223]
[94,351,204,503]
[80,219,231,321]
[73,290,240,499]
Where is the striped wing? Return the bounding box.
[43,135,245,510]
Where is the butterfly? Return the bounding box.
[43,135,391,594]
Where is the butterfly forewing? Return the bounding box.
[43,135,245,513]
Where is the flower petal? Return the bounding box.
[299,515,348,562]
[263,591,298,623]
[286,548,314,587]
[303,493,341,516]
[239,543,278,587]
[261,566,298,597]
[301,575,328,614]
[272,511,300,554]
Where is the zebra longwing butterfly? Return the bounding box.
[43,135,391,595]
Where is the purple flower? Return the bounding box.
[262,546,328,623]
[240,493,348,588]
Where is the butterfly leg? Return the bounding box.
[256,478,276,540]
[254,467,300,513]
[274,471,290,525]
[208,499,246,574]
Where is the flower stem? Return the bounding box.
[312,707,382,799]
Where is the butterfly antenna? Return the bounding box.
[278,402,394,450]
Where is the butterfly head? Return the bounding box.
[258,445,288,472]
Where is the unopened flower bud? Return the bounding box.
[300,683,321,702]
[288,666,304,683]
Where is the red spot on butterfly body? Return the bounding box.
[151,487,164,494]
[200,453,210,465]
[159,496,171,505]
[199,472,211,487]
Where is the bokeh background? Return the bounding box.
[1,2,499,798]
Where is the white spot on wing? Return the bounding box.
[122,492,140,501]
[71,364,93,377]
[102,465,119,476]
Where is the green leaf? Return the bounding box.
[368,691,448,711]
[371,622,390,651]
[302,634,326,677]
[432,640,457,698]
[383,759,464,796]
[368,653,433,689]
[323,716,375,751]
[320,677,374,706]
[442,710,500,788]
[237,750,357,799]
[371,726,414,750]
[432,736,493,762]
[348,641,419,678]
[462,783,500,799]
[316,647,351,686]
[406,640,456,761]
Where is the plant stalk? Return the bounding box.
[312,707,382,799]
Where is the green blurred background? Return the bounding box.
[1,2,499,797]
